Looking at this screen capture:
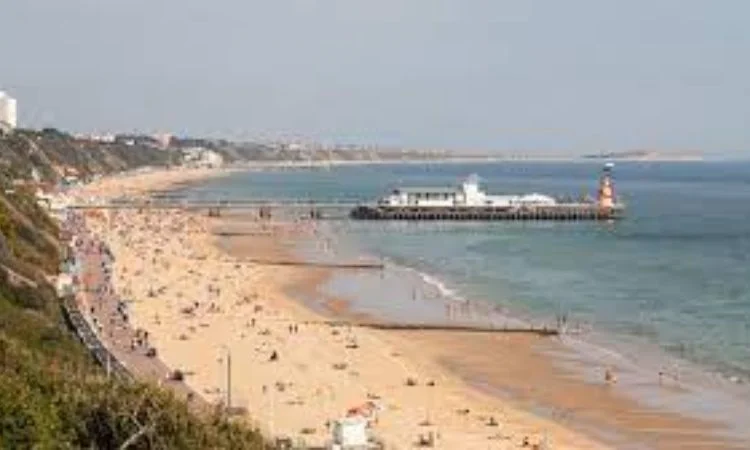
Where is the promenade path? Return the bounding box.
[64,212,210,411]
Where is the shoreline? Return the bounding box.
[214,218,608,448]
[290,220,749,449]
[70,167,747,449]
[217,212,744,449]
[75,169,605,448]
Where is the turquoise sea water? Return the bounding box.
[182,161,750,389]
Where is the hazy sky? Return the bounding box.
[1,0,749,154]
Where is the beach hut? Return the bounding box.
[330,416,369,449]
[55,273,75,298]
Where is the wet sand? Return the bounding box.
[70,168,746,449]
[73,175,602,449]
[389,332,744,450]
[298,223,750,449]
[219,217,745,449]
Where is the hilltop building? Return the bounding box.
[0,91,18,132]
[114,134,161,148]
[153,132,173,149]
[74,133,116,143]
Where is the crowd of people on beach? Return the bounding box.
[56,186,606,449]
[63,208,191,390]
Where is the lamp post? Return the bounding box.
[220,345,232,411]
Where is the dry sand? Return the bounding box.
[84,210,601,449]
[71,168,741,450]
[73,169,604,449]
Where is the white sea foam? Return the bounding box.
[416,270,463,302]
[380,257,464,303]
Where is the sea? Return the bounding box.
[178,160,750,437]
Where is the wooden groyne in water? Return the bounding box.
[316,320,560,336]
[364,323,559,336]
[238,258,384,270]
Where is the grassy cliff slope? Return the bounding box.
[0,130,268,449]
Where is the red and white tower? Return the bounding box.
[598,163,616,209]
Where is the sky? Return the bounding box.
[1,0,749,155]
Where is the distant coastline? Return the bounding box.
[581,149,704,161]
[228,153,705,170]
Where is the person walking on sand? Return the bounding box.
[605,367,617,385]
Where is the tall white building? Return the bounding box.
[0,91,18,130]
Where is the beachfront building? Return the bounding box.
[0,91,18,132]
[56,167,83,187]
[36,189,53,209]
[55,273,75,298]
[36,189,72,221]
[201,150,224,168]
[182,147,224,168]
[31,168,42,183]
[330,416,369,449]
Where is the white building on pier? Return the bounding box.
[379,175,558,208]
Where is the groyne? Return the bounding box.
[308,320,560,336]
[234,258,384,270]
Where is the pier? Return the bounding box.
[69,197,623,221]
[69,164,624,221]
[350,204,623,221]
[70,198,360,211]
[69,198,359,220]
[350,164,623,221]
[67,165,624,221]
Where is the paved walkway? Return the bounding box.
[62,212,209,411]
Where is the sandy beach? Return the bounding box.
[71,168,604,449]
[68,167,745,450]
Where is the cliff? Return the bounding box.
[0,128,172,184]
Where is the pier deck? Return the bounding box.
[68,194,623,221]
[350,205,623,221]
